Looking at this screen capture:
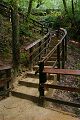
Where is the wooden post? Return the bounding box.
[44,38,47,54]
[62,39,65,68]
[65,36,67,61]
[48,33,51,49]
[41,26,44,35]
[56,29,60,38]
[5,68,11,97]
[29,47,33,70]
[47,28,48,33]
[39,41,41,61]
[38,62,47,106]
[57,45,60,81]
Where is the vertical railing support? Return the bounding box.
[29,47,33,70]
[57,45,60,81]
[39,41,41,61]
[38,62,47,106]
[5,68,11,97]
[47,35,50,53]
[47,28,48,33]
[41,25,44,35]
[65,36,67,61]
[62,39,65,69]
[44,38,47,54]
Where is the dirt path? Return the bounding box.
[0,96,80,120]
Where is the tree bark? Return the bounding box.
[26,0,33,21]
[71,0,76,27]
[72,0,75,17]
[62,0,68,14]
[11,0,20,72]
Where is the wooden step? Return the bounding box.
[11,78,39,98]
[48,50,57,54]
[38,60,56,66]
[33,65,52,71]
[19,79,54,88]
[11,90,38,103]
[11,76,56,100]
[19,77,39,86]
[19,80,38,88]
[27,71,39,78]
[41,57,57,61]
[49,42,58,48]
[45,61,55,66]
[32,65,56,81]
[41,53,57,60]
[27,70,56,80]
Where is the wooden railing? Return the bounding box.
[25,32,50,69]
[38,68,80,107]
[41,28,67,68]
[30,18,48,34]
[0,64,12,96]
[25,28,67,70]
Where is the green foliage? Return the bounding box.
[20,52,29,66]
[19,22,32,37]
[44,16,56,27]
[0,14,11,59]
[20,52,27,62]
[2,0,80,41]
[44,15,62,29]
[0,38,10,59]
[32,9,46,16]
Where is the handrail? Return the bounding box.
[25,32,50,51]
[34,28,67,75]
[30,18,48,30]
[41,28,67,63]
[28,36,50,58]
[25,28,67,70]
[38,67,80,107]
[25,32,50,69]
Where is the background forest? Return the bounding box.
[1,0,80,39]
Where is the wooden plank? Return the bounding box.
[0,78,11,87]
[43,68,80,76]
[57,44,60,69]
[44,84,80,93]
[62,39,65,68]
[0,65,12,71]
[25,33,49,51]
[43,96,80,108]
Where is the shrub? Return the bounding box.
[19,22,32,37]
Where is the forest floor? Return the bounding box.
[47,40,80,118]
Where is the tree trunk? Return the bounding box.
[62,0,68,14]
[72,0,75,17]
[71,0,76,27]
[11,0,20,72]
[26,0,33,21]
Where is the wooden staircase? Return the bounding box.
[11,28,68,105]
[1,1,80,109]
